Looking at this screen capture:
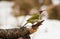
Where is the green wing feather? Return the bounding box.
[27,14,40,23]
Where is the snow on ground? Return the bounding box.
[30,19,60,39]
[0,1,60,39]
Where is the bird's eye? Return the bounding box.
[39,10,45,14]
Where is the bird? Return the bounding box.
[23,10,44,26]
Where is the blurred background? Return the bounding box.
[0,0,60,39]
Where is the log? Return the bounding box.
[0,27,30,39]
[0,20,44,39]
